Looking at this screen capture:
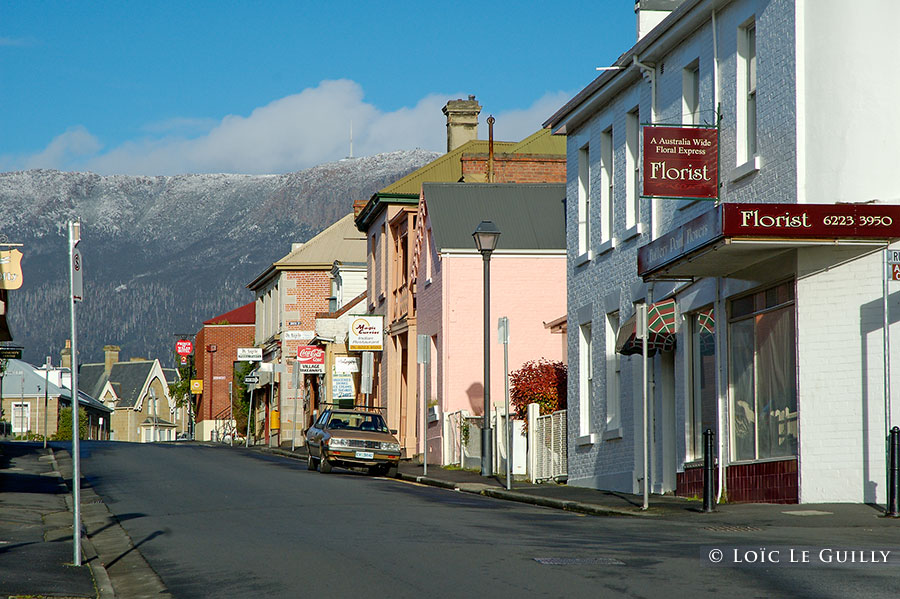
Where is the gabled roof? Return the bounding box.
[248,214,366,289]
[355,129,565,231]
[106,361,155,409]
[421,183,566,252]
[79,363,109,399]
[204,301,255,325]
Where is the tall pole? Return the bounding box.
[641,302,649,511]
[246,387,254,448]
[481,251,492,477]
[499,317,511,490]
[43,359,49,449]
[68,220,82,566]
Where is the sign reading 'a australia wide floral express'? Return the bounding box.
[642,126,718,200]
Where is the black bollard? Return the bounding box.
[888,427,900,518]
[703,428,716,513]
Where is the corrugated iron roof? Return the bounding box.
[423,183,566,251]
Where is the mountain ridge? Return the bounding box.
[0,149,439,366]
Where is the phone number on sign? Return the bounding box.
[823,215,894,226]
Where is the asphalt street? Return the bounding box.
[75,441,900,599]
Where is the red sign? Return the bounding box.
[643,126,718,199]
[722,203,900,238]
[176,340,193,356]
[297,345,325,373]
[892,264,900,281]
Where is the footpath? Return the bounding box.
[2,440,899,598]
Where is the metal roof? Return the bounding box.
[0,359,110,412]
[422,183,566,251]
[248,213,366,289]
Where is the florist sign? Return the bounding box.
[643,126,718,200]
[349,315,383,351]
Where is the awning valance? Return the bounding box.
[638,203,900,281]
[616,299,677,356]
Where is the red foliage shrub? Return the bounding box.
[509,359,567,423]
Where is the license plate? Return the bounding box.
[355,451,374,459]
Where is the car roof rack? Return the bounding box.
[320,402,387,411]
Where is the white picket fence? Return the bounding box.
[443,405,567,483]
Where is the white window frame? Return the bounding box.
[578,322,594,441]
[604,312,622,438]
[736,18,758,169]
[682,61,700,126]
[12,402,30,433]
[599,127,615,253]
[576,142,592,263]
[624,107,642,239]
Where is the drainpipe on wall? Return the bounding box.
[487,115,495,183]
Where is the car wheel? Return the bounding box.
[369,465,385,476]
[385,464,398,478]
[307,455,318,471]
[319,456,333,473]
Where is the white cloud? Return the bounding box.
[23,126,103,170]
[11,81,572,175]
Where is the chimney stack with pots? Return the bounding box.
[634,0,685,41]
[104,345,120,374]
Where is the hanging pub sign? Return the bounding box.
[642,126,718,200]
[0,249,23,290]
[348,315,383,351]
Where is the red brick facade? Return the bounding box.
[194,303,255,425]
[460,153,566,184]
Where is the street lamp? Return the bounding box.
[473,220,500,477]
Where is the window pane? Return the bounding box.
[730,319,756,461]
[755,308,798,459]
[691,310,717,460]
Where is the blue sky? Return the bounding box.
[1,1,635,175]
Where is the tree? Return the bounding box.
[168,358,196,416]
[509,359,567,423]
[54,407,88,440]
[231,361,257,438]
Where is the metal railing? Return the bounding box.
[533,409,567,482]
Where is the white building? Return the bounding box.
[546,0,900,504]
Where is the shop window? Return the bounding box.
[625,107,641,231]
[737,19,757,164]
[12,402,30,433]
[689,308,717,460]
[682,61,700,126]
[729,282,797,462]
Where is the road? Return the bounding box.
[77,441,900,598]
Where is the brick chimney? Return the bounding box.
[442,95,481,152]
[634,0,685,41]
[61,339,71,370]
[104,345,120,374]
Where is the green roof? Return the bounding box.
[356,128,566,231]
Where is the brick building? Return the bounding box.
[247,214,366,447]
[546,0,900,504]
[355,96,567,459]
[194,302,255,441]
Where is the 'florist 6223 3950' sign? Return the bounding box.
[722,203,900,238]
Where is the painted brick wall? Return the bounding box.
[565,0,799,492]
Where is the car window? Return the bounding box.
[316,411,330,428]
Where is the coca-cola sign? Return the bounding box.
[297,345,326,373]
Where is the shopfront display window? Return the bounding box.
[689,308,717,460]
[729,282,797,462]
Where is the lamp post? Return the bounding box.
[473,220,501,477]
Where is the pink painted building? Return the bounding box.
[414,182,566,464]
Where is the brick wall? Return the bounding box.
[194,324,255,423]
[461,153,566,183]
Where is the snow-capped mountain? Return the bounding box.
[0,149,439,366]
